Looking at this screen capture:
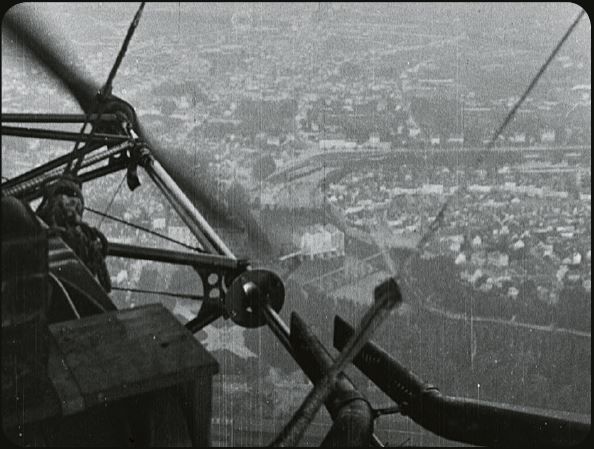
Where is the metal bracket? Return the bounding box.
[372,405,401,418]
[193,267,227,304]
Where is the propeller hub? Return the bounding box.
[94,94,138,132]
[224,269,285,328]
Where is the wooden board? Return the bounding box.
[48,304,219,414]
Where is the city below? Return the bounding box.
[2,3,590,446]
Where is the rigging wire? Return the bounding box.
[84,206,205,252]
[364,9,587,308]
[65,2,146,173]
[102,2,145,98]
[407,9,586,265]
[273,10,587,447]
[97,173,126,229]
[65,119,94,173]
[485,10,586,151]
[111,286,205,301]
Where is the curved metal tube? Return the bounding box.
[290,312,374,447]
[334,315,591,448]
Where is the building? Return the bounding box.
[420,184,444,195]
[168,226,195,248]
[293,223,345,260]
[487,251,509,267]
[455,253,467,265]
[540,128,556,144]
[318,133,357,150]
[369,132,380,145]
[571,84,591,102]
[152,217,166,230]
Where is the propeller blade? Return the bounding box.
[4,4,275,261]
[3,4,101,113]
[226,181,274,257]
[136,122,274,257]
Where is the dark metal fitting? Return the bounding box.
[372,404,401,418]
[336,395,372,413]
[224,269,285,328]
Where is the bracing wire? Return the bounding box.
[111,286,205,301]
[485,10,586,151]
[102,2,145,97]
[405,9,586,267]
[97,173,126,229]
[367,9,586,291]
[271,9,587,447]
[65,120,94,173]
[85,206,205,252]
[65,2,146,173]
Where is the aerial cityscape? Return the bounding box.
[2,3,590,446]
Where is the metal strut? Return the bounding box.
[334,316,591,448]
[289,312,377,447]
[1,113,121,123]
[1,125,129,144]
[2,140,133,199]
[140,154,236,258]
[271,278,403,447]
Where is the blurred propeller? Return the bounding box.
[4,4,275,259]
[136,122,274,256]
[3,4,101,113]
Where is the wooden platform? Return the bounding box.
[3,304,219,446]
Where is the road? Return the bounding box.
[268,145,590,182]
[400,271,591,339]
